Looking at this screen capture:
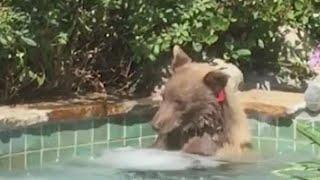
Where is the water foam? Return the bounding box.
[0,147,224,180]
[93,147,223,171]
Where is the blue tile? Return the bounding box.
[26,127,42,151]
[141,123,155,136]
[109,140,123,149]
[11,154,25,170]
[0,131,10,155]
[76,121,92,145]
[0,156,9,171]
[125,138,139,147]
[76,145,91,157]
[93,119,108,142]
[42,124,59,149]
[60,123,75,147]
[11,129,26,154]
[109,118,124,140]
[43,150,58,164]
[27,152,40,169]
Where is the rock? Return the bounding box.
[212,59,244,92]
[0,106,50,131]
[304,75,320,112]
[241,89,304,118]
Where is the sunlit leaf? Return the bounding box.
[258,39,264,48]
[21,36,37,47]
[192,42,202,52]
[236,49,251,57]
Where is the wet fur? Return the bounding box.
[151,46,251,160]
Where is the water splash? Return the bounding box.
[92,147,223,171]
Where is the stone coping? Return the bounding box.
[0,90,308,131]
[240,90,305,117]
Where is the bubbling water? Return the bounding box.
[93,147,223,171]
[0,147,224,180]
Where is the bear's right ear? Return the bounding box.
[203,71,229,94]
[171,45,192,72]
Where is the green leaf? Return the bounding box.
[287,11,295,19]
[230,17,237,22]
[56,33,68,45]
[223,53,230,60]
[231,53,239,59]
[192,42,202,52]
[37,74,46,86]
[162,17,168,23]
[21,36,37,47]
[224,41,234,50]
[297,122,320,146]
[210,16,230,31]
[153,44,160,54]
[258,39,264,48]
[268,30,274,38]
[253,12,259,20]
[28,70,37,79]
[294,1,304,10]
[273,162,320,179]
[205,35,218,45]
[148,54,157,61]
[195,21,203,28]
[236,49,251,57]
[0,37,8,45]
[181,30,189,37]
[302,16,309,24]
[165,8,173,13]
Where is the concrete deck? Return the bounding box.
[0,90,309,131]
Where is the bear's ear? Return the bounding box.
[171,45,192,72]
[203,71,229,93]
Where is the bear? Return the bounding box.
[150,45,252,160]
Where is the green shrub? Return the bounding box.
[0,0,319,102]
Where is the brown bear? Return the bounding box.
[150,45,251,160]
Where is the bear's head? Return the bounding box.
[151,45,229,134]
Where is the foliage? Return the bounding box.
[0,0,320,102]
[0,6,42,100]
[273,161,320,179]
[272,121,320,179]
[0,0,112,101]
[215,0,319,83]
[296,121,320,145]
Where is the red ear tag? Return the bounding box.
[215,90,225,103]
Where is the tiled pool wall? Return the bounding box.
[250,117,320,155]
[0,115,157,172]
[0,114,319,172]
